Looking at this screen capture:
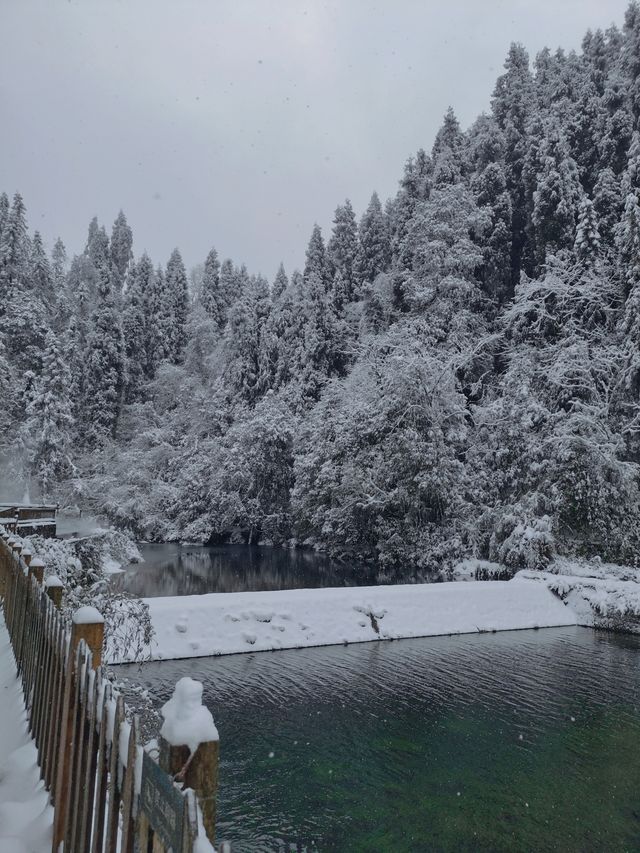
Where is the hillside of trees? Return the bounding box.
[4,5,640,572]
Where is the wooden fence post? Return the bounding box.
[28,555,45,584]
[158,679,219,848]
[45,575,64,609]
[52,606,105,852]
[172,738,218,847]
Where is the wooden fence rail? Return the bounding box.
[0,526,227,853]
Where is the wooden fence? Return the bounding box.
[0,527,228,853]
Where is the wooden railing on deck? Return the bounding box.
[0,528,227,853]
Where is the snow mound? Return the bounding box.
[160,677,219,753]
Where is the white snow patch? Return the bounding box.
[110,578,578,664]
[160,677,219,753]
[0,613,53,853]
[72,605,105,625]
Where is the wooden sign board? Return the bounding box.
[141,750,186,852]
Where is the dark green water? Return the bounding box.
[119,626,640,852]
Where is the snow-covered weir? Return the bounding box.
[111,575,579,663]
[0,527,224,853]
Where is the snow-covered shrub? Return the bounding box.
[490,512,555,570]
[25,533,153,663]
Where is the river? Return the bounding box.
[114,543,428,597]
[118,625,640,852]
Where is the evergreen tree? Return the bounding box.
[225,273,271,404]
[144,259,168,374]
[0,193,9,240]
[0,192,28,300]
[51,238,69,329]
[531,131,582,264]
[122,259,147,401]
[474,161,513,302]
[219,258,241,308]
[30,231,54,308]
[20,331,74,496]
[356,192,390,288]
[165,248,189,363]
[593,167,622,251]
[83,236,125,444]
[327,200,358,300]
[110,210,133,291]
[582,28,608,95]
[567,85,604,194]
[51,238,67,293]
[432,106,464,159]
[574,196,601,266]
[271,263,288,301]
[304,224,329,290]
[200,248,225,327]
[431,108,465,187]
[618,191,640,292]
[388,149,432,259]
[622,1,640,121]
[492,43,535,286]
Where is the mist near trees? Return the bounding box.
[5,4,640,572]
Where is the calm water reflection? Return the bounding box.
[115,543,426,597]
[120,626,640,852]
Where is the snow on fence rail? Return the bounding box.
[0,526,227,853]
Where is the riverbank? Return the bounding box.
[109,576,577,664]
[518,558,640,633]
[0,613,52,853]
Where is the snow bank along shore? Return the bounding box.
[519,558,640,634]
[110,576,578,664]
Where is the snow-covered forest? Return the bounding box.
[5,4,640,573]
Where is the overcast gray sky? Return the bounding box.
[0,0,630,280]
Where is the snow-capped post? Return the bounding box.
[159,677,220,847]
[45,574,64,609]
[71,605,105,668]
[28,555,44,584]
[22,546,32,567]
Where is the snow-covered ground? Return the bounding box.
[0,614,53,853]
[110,577,577,664]
[518,558,640,633]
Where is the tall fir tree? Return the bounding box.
[304,224,329,290]
[30,231,54,308]
[271,263,288,301]
[110,210,133,291]
[165,248,190,363]
[593,167,622,251]
[574,196,601,266]
[356,192,390,288]
[492,43,535,287]
[82,236,126,444]
[0,192,28,301]
[531,131,583,265]
[0,193,9,240]
[20,331,74,496]
[200,248,225,327]
[327,200,358,301]
[122,259,147,401]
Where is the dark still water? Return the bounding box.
[115,543,420,597]
[119,626,640,852]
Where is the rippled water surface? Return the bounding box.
[119,626,640,852]
[115,543,420,597]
